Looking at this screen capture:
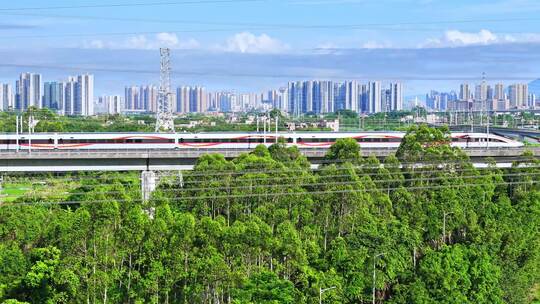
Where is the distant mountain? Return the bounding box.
[529,79,540,96]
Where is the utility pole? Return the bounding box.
[487,108,490,149]
[155,48,175,132]
[275,115,279,141]
[319,286,336,304]
[15,116,19,152]
[372,253,385,304]
[28,114,32,154]
[256,116,260,133]
[263,115,267,144]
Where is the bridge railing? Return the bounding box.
[0,146,537,159]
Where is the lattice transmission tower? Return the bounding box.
[155,48,175,132]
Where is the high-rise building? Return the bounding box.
[75,74,94,116]
[345,81,359,112]
[333,82,346,111]
[277,87,289,113]
[494,83,505,100]
[123,85,157,112]
[176,86,190,113]
[288,81,304,117]
[318,81,334,113]
[140,85,158,112]
[0,83,14,111]
[459,83,471,101]
[43,82,62,111]
[213,92,235,112]
[474,82,488,101]
[367,81,382,113]
[16,73,42,110]
[528,93,536,109]
[63,77,77,115]
[176,86,208,113]
[195,86,208,113]
[124,86,140,110]
[508,83,528,108]
[302,81,314,113]
[389,82,403,111]
[96,95,124,115]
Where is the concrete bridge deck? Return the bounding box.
[1,147,539,172]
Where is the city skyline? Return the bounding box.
[1,71,539,116]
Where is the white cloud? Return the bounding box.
[421,29,540,48]
[446,29,497,45]
[361,40,392,49]
[221,32,289,54]
[82,32,200,50]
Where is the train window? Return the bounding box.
[31,140,50,144]
[138,139,173,144]
[287,138,293,143]
[126,139,144,143]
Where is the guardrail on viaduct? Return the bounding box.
[1,147,539,172]
[1,147,539,159]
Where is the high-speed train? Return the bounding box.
[0,132,523,150]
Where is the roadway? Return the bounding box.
[1,147,539,172]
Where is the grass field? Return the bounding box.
[1,184,34,203]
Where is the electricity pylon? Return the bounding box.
[155,48,175,132]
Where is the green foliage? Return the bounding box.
[325,138,361,163]
[0,126,538,303]
[232,271,295,303]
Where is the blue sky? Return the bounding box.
[1,0,540,96]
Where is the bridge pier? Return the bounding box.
[141,170,157,202]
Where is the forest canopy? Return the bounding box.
[0,125,539,303]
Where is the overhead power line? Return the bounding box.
[3,171,535,199]
[0,21,537,39]
[3,157,537,184]
[3,11,540,28]
[2,180,537,207]
[0,0,267,11]
[0,63,535,81]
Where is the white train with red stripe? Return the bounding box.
[0,132,523,150]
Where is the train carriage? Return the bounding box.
[0,132,524,151]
